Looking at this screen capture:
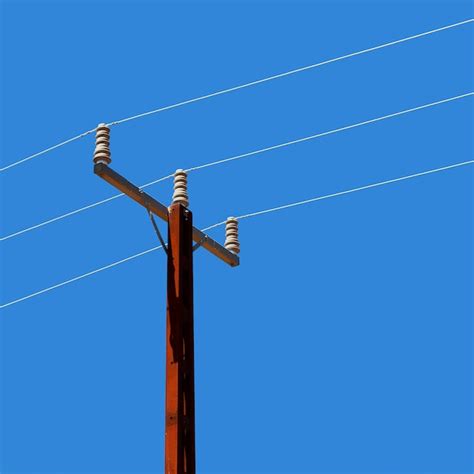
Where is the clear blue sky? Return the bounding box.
[1,0,473,472]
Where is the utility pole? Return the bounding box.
[165,201,196,474]
[92,124,240,474]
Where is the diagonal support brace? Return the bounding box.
[147,209,168,254]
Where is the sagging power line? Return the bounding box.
[2,91,472,242]
[1,17,472,173]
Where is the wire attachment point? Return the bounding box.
[93,123,112,165]
[172,169,189,207]
[224,217,240,254]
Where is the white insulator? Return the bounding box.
[172,169,189,207]
[224,217,240,254]
[93,123,111,165]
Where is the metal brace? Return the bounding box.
[147,209,168,255]
[192,234,208,252]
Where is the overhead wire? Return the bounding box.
[185,92,473,173]
[0,128,96,172]
[1,159,472,309]
[2,91,472,242]
[0,174,174,241]
[107,18,474,128]
[0,245,164,309]
[1,18,472,173]
[234,159,474,221]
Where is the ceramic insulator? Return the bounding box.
[93,123,111,165]
[172,169,189,207]
[224,217,240,254]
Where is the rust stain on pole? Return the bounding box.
[165,203,196,474]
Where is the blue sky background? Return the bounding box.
[1,0,473,472]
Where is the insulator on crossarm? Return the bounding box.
[93,123,111,165]
[224,217,240,254]
[172,169,189,207]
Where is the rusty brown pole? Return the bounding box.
[165,203,196,474]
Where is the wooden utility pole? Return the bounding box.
[92,124,240,474]
[165,203,196,473]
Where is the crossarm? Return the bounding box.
[94,163,240,267]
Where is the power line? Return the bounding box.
[235,159,474,221]
[0,174,174,241]
[1,18,472,173]
[0,245,164,309]
[185,92,473,173]
[107,18,474,128]
[1,194,124,241]
[2,91,472,242]
[2,159,472,310]
[0,128,96,173]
